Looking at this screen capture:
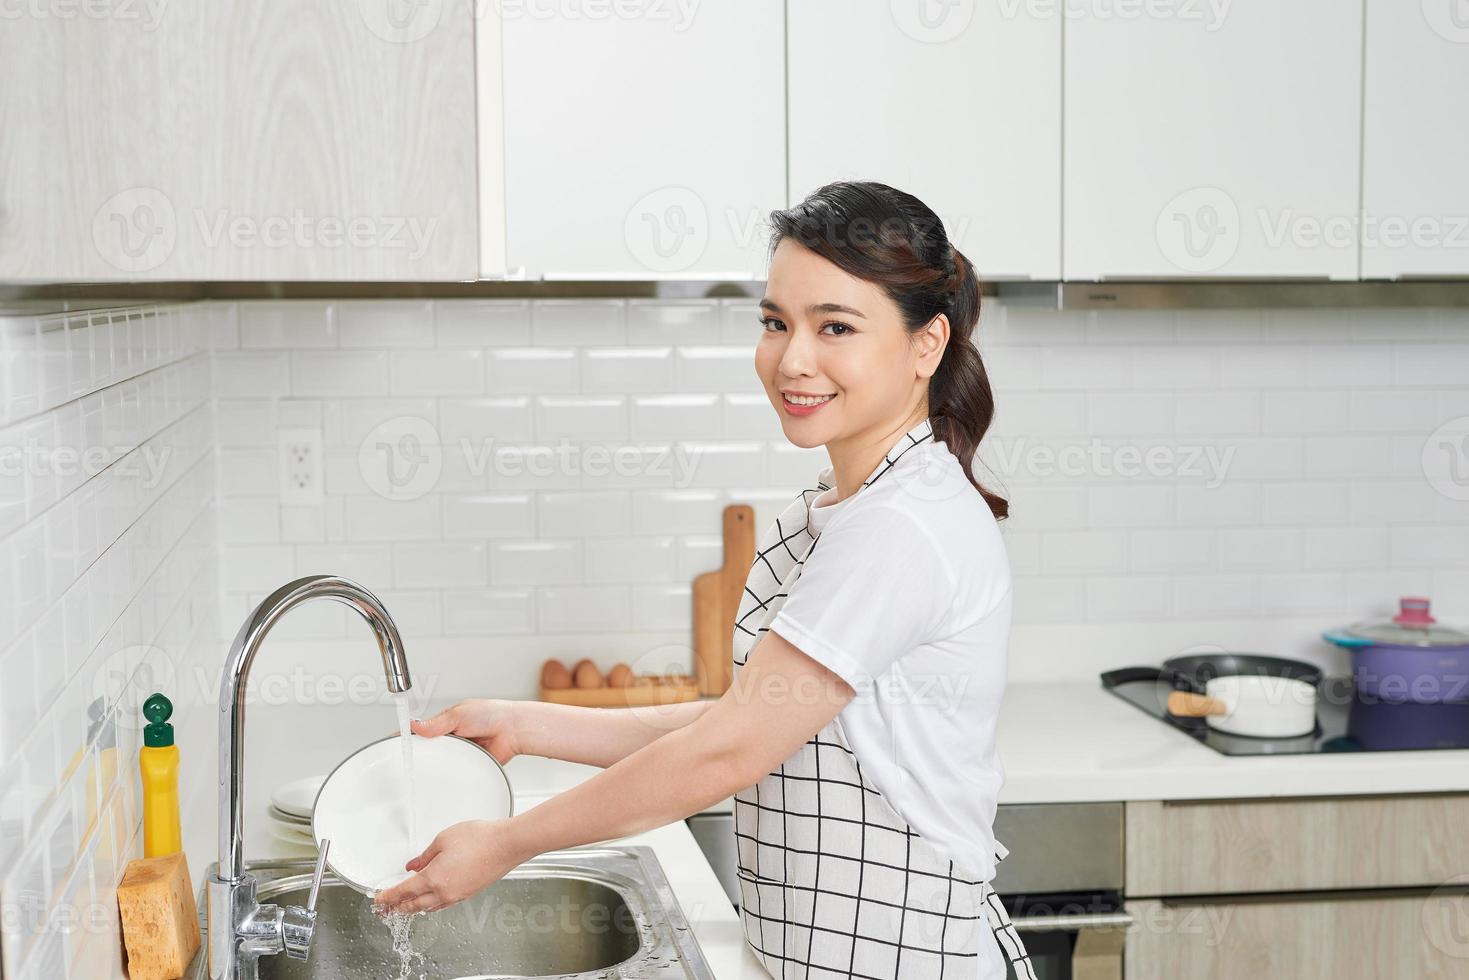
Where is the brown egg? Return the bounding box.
[572,658,604,689]
[606,663,633,688]
[540,658,572,690]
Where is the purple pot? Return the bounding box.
[1324,597,1469,704]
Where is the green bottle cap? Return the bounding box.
[142,693,174,748]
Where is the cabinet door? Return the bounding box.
[1361,0,1469,278]
[501,1,784,280]
[1064,2,1363,280]
[1126,892,1469,980]
[0,1,480,281]
[787,1,1060,280]
[1126,795,1469,897]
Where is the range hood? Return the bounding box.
[995,280,1469,310]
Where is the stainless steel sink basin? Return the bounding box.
[188,847,714,979]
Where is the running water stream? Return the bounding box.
[391,692,418,853]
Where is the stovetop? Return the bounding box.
[1102,674,1469,756]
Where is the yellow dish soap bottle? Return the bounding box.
[140,693,182,858]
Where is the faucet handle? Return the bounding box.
[283,839,331,960]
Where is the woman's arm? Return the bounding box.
[376,628,853,913]
[411,696,717,769]
[515,698,719,768]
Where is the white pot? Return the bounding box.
[1166,674,1318,738]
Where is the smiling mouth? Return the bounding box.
[782,393,836,406]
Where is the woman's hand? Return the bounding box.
[411,699,522,765]
[372,818,524,914]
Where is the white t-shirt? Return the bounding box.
[767,436,1013,883]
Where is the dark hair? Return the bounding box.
[765,180,1008,521]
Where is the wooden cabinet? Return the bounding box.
[786,0,1061,280]
[499,1,784,280]
[0,0,482,281]
[1126,794,1469,897]
[1064,1,1364,280]
[1126,891,1469,980]
[1361,0,1469,279]
[1124,794,1469,980]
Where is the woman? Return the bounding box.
[376,181,1033,979]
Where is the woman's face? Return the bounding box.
[755,238,946,449]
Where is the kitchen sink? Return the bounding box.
[188,847,713,979]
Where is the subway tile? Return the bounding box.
[1218,528,1302,571]
[487,348,579,394]
[289,351,389,397]
[631,395,720,441]
[1128,529,1216,573]
[581,347,674,394]
[537,491,629,537]
[1173,574,1256,616]
[442,589,534,635]
[584,536,677,583]
[1262,391,1350,434]
[393,542,487,589]
[443,494,535,538]
[343,495,440,542]
[390,349,485,397]
[531,300,626,346]
[675,536,724,579]
[535,586,630,633]
[213,352,290,399]
[1084,310,1176,344]
[489,540,581,587]
[535,396,628,442]
[674,347,757,393]
[440,398,533,443]
[631,585,692,631]
[1040,531,1128,574]
[719,299,764,344]
[1040,347,1130,390]
[336,300,435,348]
[433,299,531,347]
[280,502,329,543]
[628,300,720,345]
[238,302,336,349]
[721,394,783,441]
[1261,482,1350,525]
[1131,346,1217,389]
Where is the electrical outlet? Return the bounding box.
[278,427,324,505]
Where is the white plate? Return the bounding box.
[312,734,514,895]
[271,775,325,819]
[268,819,316,847]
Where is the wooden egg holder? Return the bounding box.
[536,504,755,710]
[538,673,699,707]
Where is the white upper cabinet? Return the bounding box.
[0,1,482,282]
[1064,1,1363,280]
[500,1,785,280]
[1361,0,1469,279]
[787,1,1061,280]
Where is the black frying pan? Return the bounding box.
[1101,652,1323,695]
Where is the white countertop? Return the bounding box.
[202,682,1469,979]
[995,680,1469,803]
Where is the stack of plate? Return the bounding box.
[266,775,324,847]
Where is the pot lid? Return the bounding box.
[1340,597,1469,647]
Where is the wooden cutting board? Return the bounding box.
[693,504,755,697]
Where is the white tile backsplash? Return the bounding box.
[207,296,1468,666]
[11,295,1454,980]
[0,303,219,980]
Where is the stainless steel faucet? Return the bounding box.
[206,575,413,980]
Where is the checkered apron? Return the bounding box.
[731,417,1036,980]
